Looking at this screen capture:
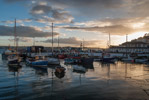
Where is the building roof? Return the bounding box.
[121,41,148,45]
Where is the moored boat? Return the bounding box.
[100,53,116,63]
[55,66,66,79]
[7,55,21,66]
[26,55,48,67]
[134,58,148,63]
[58,54,67,59]
[121,55,134,62]
[64,56,81,64]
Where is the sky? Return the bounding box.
[0,0,149,48]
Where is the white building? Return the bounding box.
[107,34,149,54]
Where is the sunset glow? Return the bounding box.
[0,0,149,48]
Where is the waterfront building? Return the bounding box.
[107,34,149,54]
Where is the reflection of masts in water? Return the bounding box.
[107,65,110,79]
[14,71,19,99]
[14,19,18,52]
[108,33,111,47]
[124,63,131,79]
[79,73,82,85]
[125,63,128,79]
[50,69,54,98]
[58,36,59,48]
[82,38,84,50]
[33,37,35,46]
[107,64,110,85]
[51,23,54,56]
[126,34,128,57]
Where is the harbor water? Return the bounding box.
[0,54,149,100]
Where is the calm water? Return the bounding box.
[0,55,149,100]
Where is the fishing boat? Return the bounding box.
[55,66,66,79]
[2,48,16,60]
[48,23,60,65]
[58,54,67,59]
[100,53,116,63]
[26,55,48,67]
[64,57,75,64]
[121,55,134,62]
[121,34,135,62]
[134,58,148,63]
[8,55,21,66]
[64,56,81,64]
[7,19,21,67]
[55,66,65,73]
[100,33,116,63]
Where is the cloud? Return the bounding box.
[63,25,135,35]
[33,15,73,24]
[0,19,32,24]
[41,37,100,46]
[48,0,124,8]
[31,4,52,15]
[4,0,27,3]
[127,0,149,17]
[0,25,59,37]
[45,0,127,17]
[8,37,32,42]
[4,0,149,18]
[3,0,149,36]
[30,3,74,23]
[63,17,149,36]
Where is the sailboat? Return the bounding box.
[121,34,134,62]
[8,19,21,66]
[48,23,60,65]
[26,47,49,67]
[26,23,60,67]
[100,33,116,63]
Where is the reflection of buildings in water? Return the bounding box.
[125,63,128,79]
[124,63,132,79]
[100,63,111,85]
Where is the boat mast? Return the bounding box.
[109,33,111,47]
[83,38,84,50]
[32,37,35,46]
[14,18,18,52]
[126,34,128,57]
[126,34,128,42]
[58,36,59,48]
[51,23,54,56]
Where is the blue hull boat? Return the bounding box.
[27,59,48,67]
